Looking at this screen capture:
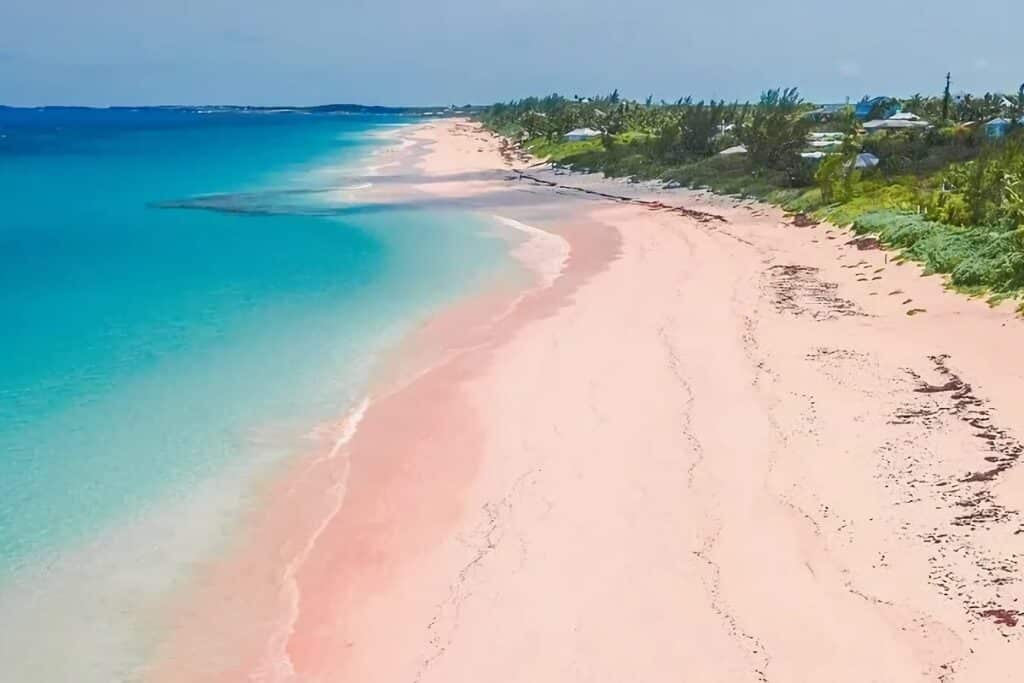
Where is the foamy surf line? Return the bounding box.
[493,215,570,289]
[360,124,424,175]
[254,397,371,682]
[244,213,556,680]
[355,214,571,411]
[240,229,549,681]
[147,124,567,683]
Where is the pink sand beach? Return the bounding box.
[149,119,1023,681]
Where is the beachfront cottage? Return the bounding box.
[986,118,1012,138]
[804,104,847,121]
[984,117,1023,138]
[855,96,901,121]
[564,128,602,141]
[863,117,931,133]
[853,152,880,169]
[807,132,844,148]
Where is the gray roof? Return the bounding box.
[854,153,880,169]
[564,128,602,138]
[863,118,930,130]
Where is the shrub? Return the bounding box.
[852,211,1024,292]
[926,136,1024,229]
[862,131,931,175]
[852,211,938,248]
[739,88,813,181]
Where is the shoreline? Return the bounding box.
[156,118,1022,681]
[145,119,601,681]
[0,115,493,683]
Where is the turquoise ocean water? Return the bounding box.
[0,108,511,677]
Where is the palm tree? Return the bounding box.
[942,72,952,122]
[906,93,925,115]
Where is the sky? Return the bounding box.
[2,0,1022,107]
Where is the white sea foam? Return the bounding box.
[492,215,571,289]
[0,111,515,683]
[244,220,564,681]
[0,395,375,683]
[251,397,371,682]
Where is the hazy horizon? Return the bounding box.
[3,1,1022,107]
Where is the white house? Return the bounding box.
[564,128,602,141]
[863,118,930,132]
[718,144,748,156]
[853,153,880,169]
[807,132,844,148]
[888,112,922,121]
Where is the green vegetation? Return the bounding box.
[479,85,1024,305]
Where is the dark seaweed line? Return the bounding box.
[511,171,728,224]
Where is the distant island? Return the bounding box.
[0,103,486,116]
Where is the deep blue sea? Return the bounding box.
[0,107,511,679]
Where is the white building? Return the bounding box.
[563,128,602,141]
[888,112,922,121]
[863,118,930,133]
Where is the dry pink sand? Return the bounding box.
[151,120,1023,682]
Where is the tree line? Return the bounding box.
[482,83,1024,187]
[480,84,1024,296]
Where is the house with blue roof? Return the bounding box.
[804,103,847,121]
[985,117,1023,138]
[855,97,901,121]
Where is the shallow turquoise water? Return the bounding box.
[0,109,510,576]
